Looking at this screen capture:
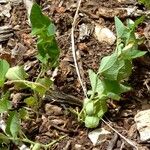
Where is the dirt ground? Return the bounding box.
[0,0,150,149]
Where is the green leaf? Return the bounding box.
[32,143,41,150]
[115,16,126,38]
[31,26,45,36]
[0,94,12,113]
[36,53,49,65]
[36,77,53,89]
[5,111,20,138]
[24,96,38,107]
[10,80,48,95]
[0,59,10,87]
[122,49,147,60]
[47,24,56,36]
[85,101,95,116]
[30,3,51,29]
[119,83,132,93]
[88,69,104,96]
[95,99,107,118]
[107,92,120,100]
[30,3,60,68]
[83,98,90,107]
[46,38,60,61]
[117,60,132,81]
[101,59,125,80]
[18,108,29,120]
[99,53,118,74]
[25,80,47,94]
[102,79,131,98]
[37,34,59,66]
[5,66,28,80]
[0,133,10,143]
[37,40,48,58]
[132,16,145,29]
[85,116,99,128]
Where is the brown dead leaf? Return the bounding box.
[0,51,14,64]
[78,43,88,52]
[50,119,65,126]
[97,7,127,18]
[60,60,72,78]
[55,6,66,13]
[45,103,63,116]
[21,33,34,47]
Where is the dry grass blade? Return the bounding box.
[71,0,87,97]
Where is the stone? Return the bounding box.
[95,25,116,45]
[88,128,111,146]
[134,109,150,142]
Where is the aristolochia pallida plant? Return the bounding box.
[0,3,61,149]
[79,16,147,128]
[30,3,60,68]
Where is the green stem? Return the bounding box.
[7,135,67,149]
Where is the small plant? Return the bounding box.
[0,3,61,149]
[30,3,60,68]
[79,16,146,128]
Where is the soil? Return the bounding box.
[0,0,150,150]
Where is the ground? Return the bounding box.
[0,0,150,149]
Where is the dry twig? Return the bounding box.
[102,118,138,150]
[71,0,87,97]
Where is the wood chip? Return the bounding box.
[0,26,13,42]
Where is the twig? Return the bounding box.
[102,118,138,150]
[120,141,125,150]
[71,0,87,97]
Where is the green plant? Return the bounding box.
[79,16,146,128]
[0,3,61,149]
[30,3,60,68]
[138,0,150,8]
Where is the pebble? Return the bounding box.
[88,128,111,146]
[134,109,150,142]
[95,25,116,45]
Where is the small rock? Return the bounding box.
[19,144,30,150]
[0,0,7,4]
[74,144,82,150]
[95,25,116,45]
[134,109,150,142]
[88,128,111,146]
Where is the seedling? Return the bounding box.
[79,16,146,128]
[0,3,61,149]
[30,3,60,68]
